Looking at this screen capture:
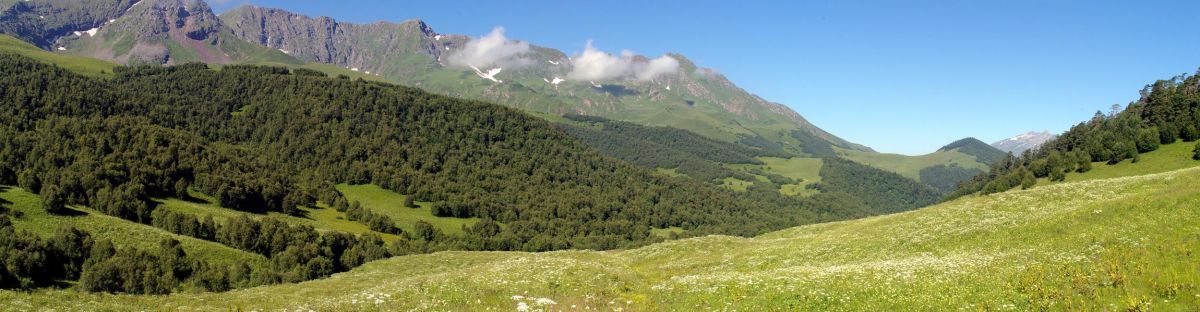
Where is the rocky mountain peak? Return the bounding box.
[991,131,1057,154]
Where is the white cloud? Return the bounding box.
[446,27,533,69]
[635,55,680,81]
[567,42,630,81]
[567,41,678,81]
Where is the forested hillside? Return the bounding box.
[813,158,943,213]
[953,71,1200,197]
[560,115,792,184]
[0,53,891,294]
[937,137,1008,165]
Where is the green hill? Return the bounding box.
[217,5,871,156]
[0,186,266,270]
[0,34,115,77]
[937,137,1008,165]
[1042,139,1200,185]
[5,162,1196,310]
[5,1,874,155]
[956,71,1200,197]
[0,51,904,294]
[0,2,1001,203]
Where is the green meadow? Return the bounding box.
[4,158,1197,310]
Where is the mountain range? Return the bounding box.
[0,0,1013,198]
[0,0,868,157]
[991,131,1057,154]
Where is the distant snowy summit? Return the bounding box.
[991,131,1057,155]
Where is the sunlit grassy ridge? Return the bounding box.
[730,157,823,196]
[3,165,1196,310]
[1064,140,1200,182]
[156,193,404,242]
[0,35,116,78]
[1033,140,1200,188]
[0,187,267,270]
[336,184,479,235]
[835,146,987,182]
[0,34,390,82]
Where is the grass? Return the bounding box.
[0,35,117,78]
[157,192,402,242]
[650,226,685,238]
[4,162,1197,310]
[719,177,754,191]
[779,184,817,197]
[835,147,988,182]
[1065,140,1200,182]
[1,34,379,83]
[1031,140,1200,188]
[728,157,822,196]
[0,186,266,269]
[654,167,685,178]
[336,184,479,235]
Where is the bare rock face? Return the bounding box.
[221,6,442,71]
[92,0,226,64]
[0,0,139,48]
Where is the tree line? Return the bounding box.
[952,71,1200,197]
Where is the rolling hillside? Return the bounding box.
[1,0,873,156]
[217,5,871,156]
[4,160,1196,310]
[0,1,1002,202]
[0,50,922,295]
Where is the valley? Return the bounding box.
[1,0,1198,310]
[4,156,1197,310]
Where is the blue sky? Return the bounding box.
[211,0,1200,155]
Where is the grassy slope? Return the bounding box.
[1,32,387,83]
[728,157,823,196]
[1064,140,1200,183]
[0,187,266,269]
[159,184,495,241]
[836,147,988,182]
[336,184,479,235]
[0,34,116,77]
[157,192,402,242]
[5,164,1197,310]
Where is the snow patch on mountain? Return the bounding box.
[470,65,503,83]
